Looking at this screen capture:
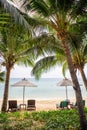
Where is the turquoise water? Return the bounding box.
[0,78,86,100]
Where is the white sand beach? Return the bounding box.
[0,98,87,111]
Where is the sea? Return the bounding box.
[0,78,87,100]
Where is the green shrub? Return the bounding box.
[0,108,86,130]
[31,112,40,121]
[23,111,30,119]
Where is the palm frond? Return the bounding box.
[62,61,68,78]
[29,0,50,17]
[31,56,59,79]
[0,0,32,32]
[23,14,44,28]
[72,0,87,16]
[0,71,5,82]
[0,20,36,70]
[48,0,74,13]
[31,52,66,80]
[83,43,87,57]
[17,57,34,67]
[0,4,11,29]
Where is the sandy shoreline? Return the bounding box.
[0,98,87,111]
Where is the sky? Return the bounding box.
[9,64,78,79]
[9,64,87,79]
[10,64,70,79]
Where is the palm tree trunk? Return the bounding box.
[1,67,11,112]
[61,40,87,130]
[79,67,87,90]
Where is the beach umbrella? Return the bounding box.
[56,78,74,100]
[11,78,37,104]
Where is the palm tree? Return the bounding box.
[0,21,50,112]
[62,39,87,90]
[72,41,87,90]
[31,36,87,90]
[23,0,87,129]
[0,23,34,112]
[32,36,87,90]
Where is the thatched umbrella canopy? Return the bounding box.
[56,78,73,100]
[12,78,37,104]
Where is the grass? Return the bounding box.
[0,108,87,130]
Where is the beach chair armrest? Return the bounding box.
[27,105,36,108]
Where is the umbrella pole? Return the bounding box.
[23,86,25,104]
[66,86,68,100]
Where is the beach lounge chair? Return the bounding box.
[8,100,19,112]
[56,100,69,109]
[27,99,36,111]
[60,101,68,108]
[73,100,85,108]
